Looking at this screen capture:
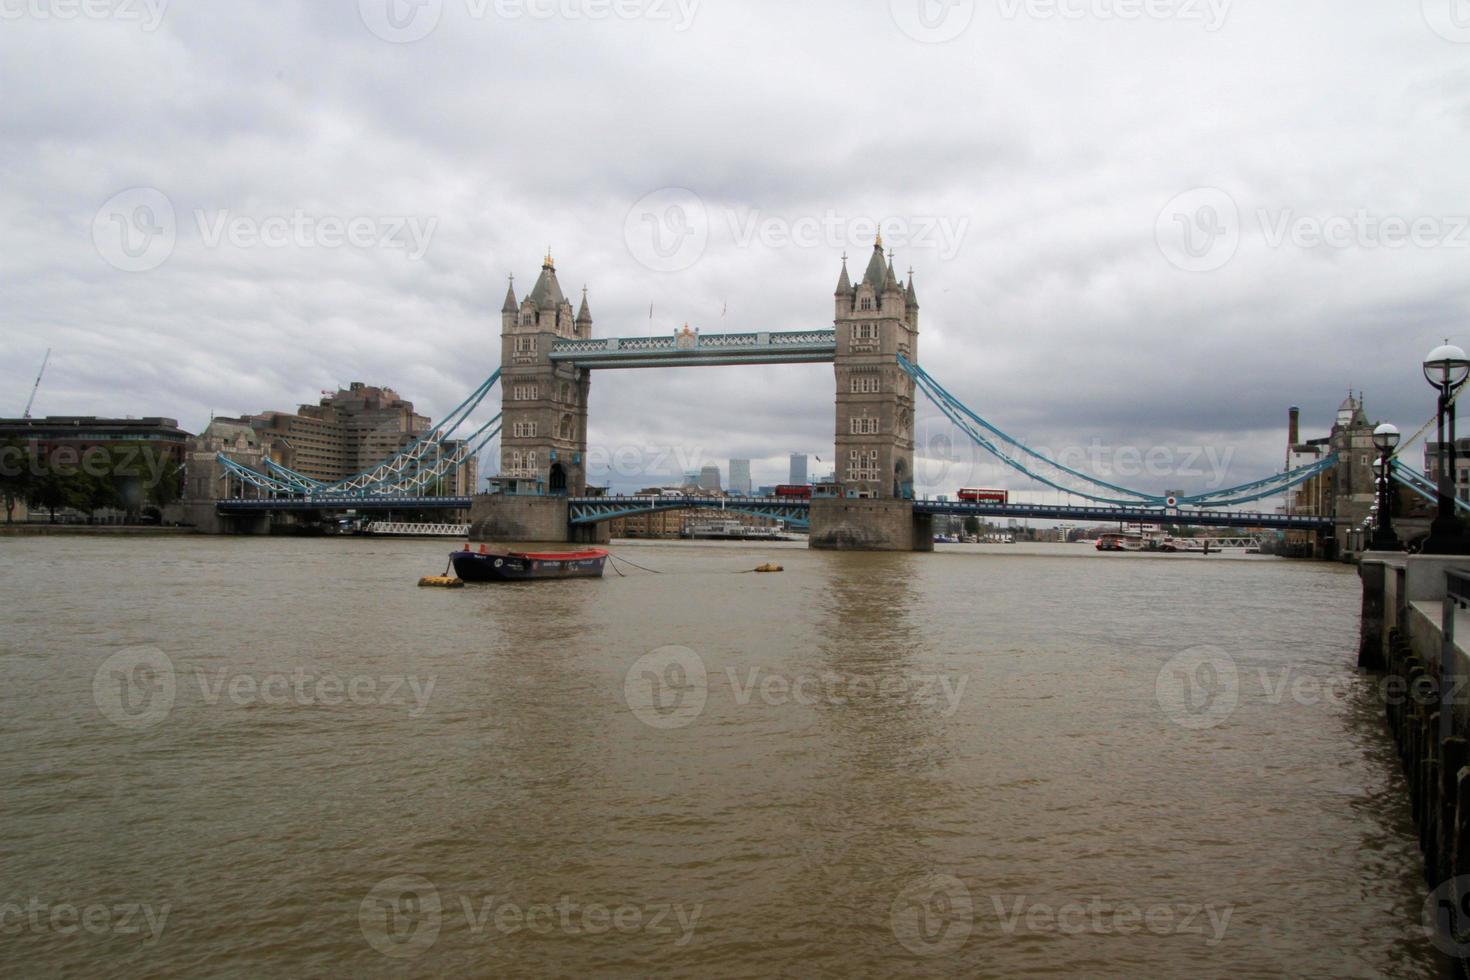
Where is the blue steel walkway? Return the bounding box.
[215,494,1332,532]
[549,330,836,369]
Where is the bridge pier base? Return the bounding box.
[164,500,271,535]
[571,521,611,545]
[468,494,607,545]
[808,498,932,552]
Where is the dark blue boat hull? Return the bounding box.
[450,549,607,582]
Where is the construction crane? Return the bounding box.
[22,348,50,419]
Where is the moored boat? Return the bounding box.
[451,546,608,582]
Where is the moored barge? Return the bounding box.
[450,546,609,582]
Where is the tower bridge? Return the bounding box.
[211,238,1343,551]
[475,239,931,548]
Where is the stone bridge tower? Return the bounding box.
[498,253,591,495]
[831,235,919,499]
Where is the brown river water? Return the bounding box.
[0,537,1449,977]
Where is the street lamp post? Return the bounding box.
[1422,342,1470,554]
[1370,422,1401,551]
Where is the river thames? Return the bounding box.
[0,537,1446,977]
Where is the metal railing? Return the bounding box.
[1440,568,1470,741]
[364,522,471,536]
[1448,569,1470,611]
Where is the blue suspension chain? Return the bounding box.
[901,355,1337,508]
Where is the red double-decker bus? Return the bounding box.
[958,488,1008,504]
[773,484,813,499]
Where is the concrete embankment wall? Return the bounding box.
[1360,554,1470,924]
[0,524,198,536]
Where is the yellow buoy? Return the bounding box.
[418,575,464,588]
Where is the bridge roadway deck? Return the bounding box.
[913,500,1333,531]
[567,495,812,527]
[214,495,1333,532]
[568,496,1333,532]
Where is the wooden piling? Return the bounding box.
[1455,766,1470,878]
[1439,738,1468,883]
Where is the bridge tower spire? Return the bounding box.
[831,236,918,499]
[498,252,591,496]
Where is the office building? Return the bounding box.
[729,459,752,495]
[230,382,477,496]
[789,453,808,485]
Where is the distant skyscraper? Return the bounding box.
[698,465,722,492]
[729,459,752,495]
[789,453,808,485]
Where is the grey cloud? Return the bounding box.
[2,0,1466,503]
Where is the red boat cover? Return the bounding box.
[508,549,609,561]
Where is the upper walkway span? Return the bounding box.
[549,329,836,369]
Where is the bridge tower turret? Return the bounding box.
[831,235,918,499]
[498,252,590,496]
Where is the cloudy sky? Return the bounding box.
[4,0,1468,497]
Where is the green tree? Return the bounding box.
[0,438,32,523]
[28,470,71,523]
[147,456,183,510]
[963,516,981,536]
[70,469,120,520]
